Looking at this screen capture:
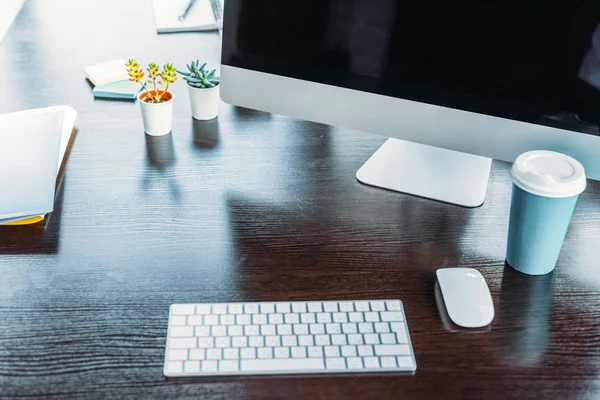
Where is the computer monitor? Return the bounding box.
[220,0,600,206]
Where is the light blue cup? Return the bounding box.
[506,151,586,275]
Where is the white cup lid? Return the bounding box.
[511,150,586,198]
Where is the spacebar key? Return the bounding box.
[241,358,325,372]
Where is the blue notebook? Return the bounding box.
[92,80,142,100]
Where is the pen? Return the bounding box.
[178,0,197,21]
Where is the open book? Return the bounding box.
[0,106,77,225]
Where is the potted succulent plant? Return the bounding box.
[127,59,178,136]
[178,60,220,120]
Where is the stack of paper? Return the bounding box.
[0,106,77,225]
[84,59,141,100]
[153,0,220,33]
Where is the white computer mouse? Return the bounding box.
[436,268,494,328]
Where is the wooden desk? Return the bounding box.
[1,1,600,399]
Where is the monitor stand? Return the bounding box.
[356,138,492,207]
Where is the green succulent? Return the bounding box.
[178,60,220,89]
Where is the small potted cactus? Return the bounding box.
[127,59,178,136]
[178,60,220,120]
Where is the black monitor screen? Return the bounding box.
[222,0,600,134]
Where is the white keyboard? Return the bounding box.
[164,300,416,377]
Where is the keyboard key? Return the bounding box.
[173,304,195,315]
[317,313,332,323]
[301,313,316,324]
[269,314,284,324]
[202,360,218,372]
[333,313,348,323]
[230,337,247,348]
[374,344,411,356]
[326,357,346,370]
[308,346,323,358]
[381,333,397,344]
[245,325,259,336]
[274,347,290,358]
[245,304,259,314]
[198,338,214,348]
[285,314,300,324]
[276,303,291,314]
[291,347,306,358]
[397,356,414,368]
[292,303,307,313]
[196,304,211,314]
[282,335,297,346]
[308,302,323,313]
[224,348,239,359]
[207,348,222,360]
[228,325,244,336]
[241,348,256,359]
[167,361,182,374]
[265,336,281,347]
[310,324,325,334]
[315,335,331,346]
[212,326,227,337]
[195,326,210,337]
[170,326,193,337]
[257,347,273,359]
[170,338,196,349]
[391,322,408,343]
[331,334,347,345]
[298,335,314,346]
[326,323,341,334]
[347,357,363,369]
[204,315,219,325]
[364,357,380,369]
[189,349,205,360]
[188,316,203,325]
[168,349,188,361]
[342,323,358,334]
[184,361,201,373]
[338,302,354,312]
[261,325,276,336]
[386,300,401,311]
[253,314,267,325]
[365,312,379,322]
[277,324,293,335]
[261,303,275,314]
[380,312,403,322]
[171,316,186,326]
[241,358,324,372]
[348,312,364,323]
[354,301,370,312]
[358,345,373,356]
[219,360,239,372]
[380,356,397,368]
[364,334,380,344]
[294,324,309,335]
[358,323,374,333]
[325,346,340,357]
[216,337,231,348]
[323,302,339,312]
[249,336,264,347]
[229,304,243,314]
[375,322,390,333]
[213,304,227,314]
[370,301,386,311]
[348,334,363,345]
[341,345,357,357]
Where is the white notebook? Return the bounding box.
[0,106,77,225]
[153,0,222,33]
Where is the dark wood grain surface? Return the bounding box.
[1,1,600,399]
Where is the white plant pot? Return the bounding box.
[188,84,219,120]
[138,90,175,136]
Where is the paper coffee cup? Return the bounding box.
[506,150,586,275]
